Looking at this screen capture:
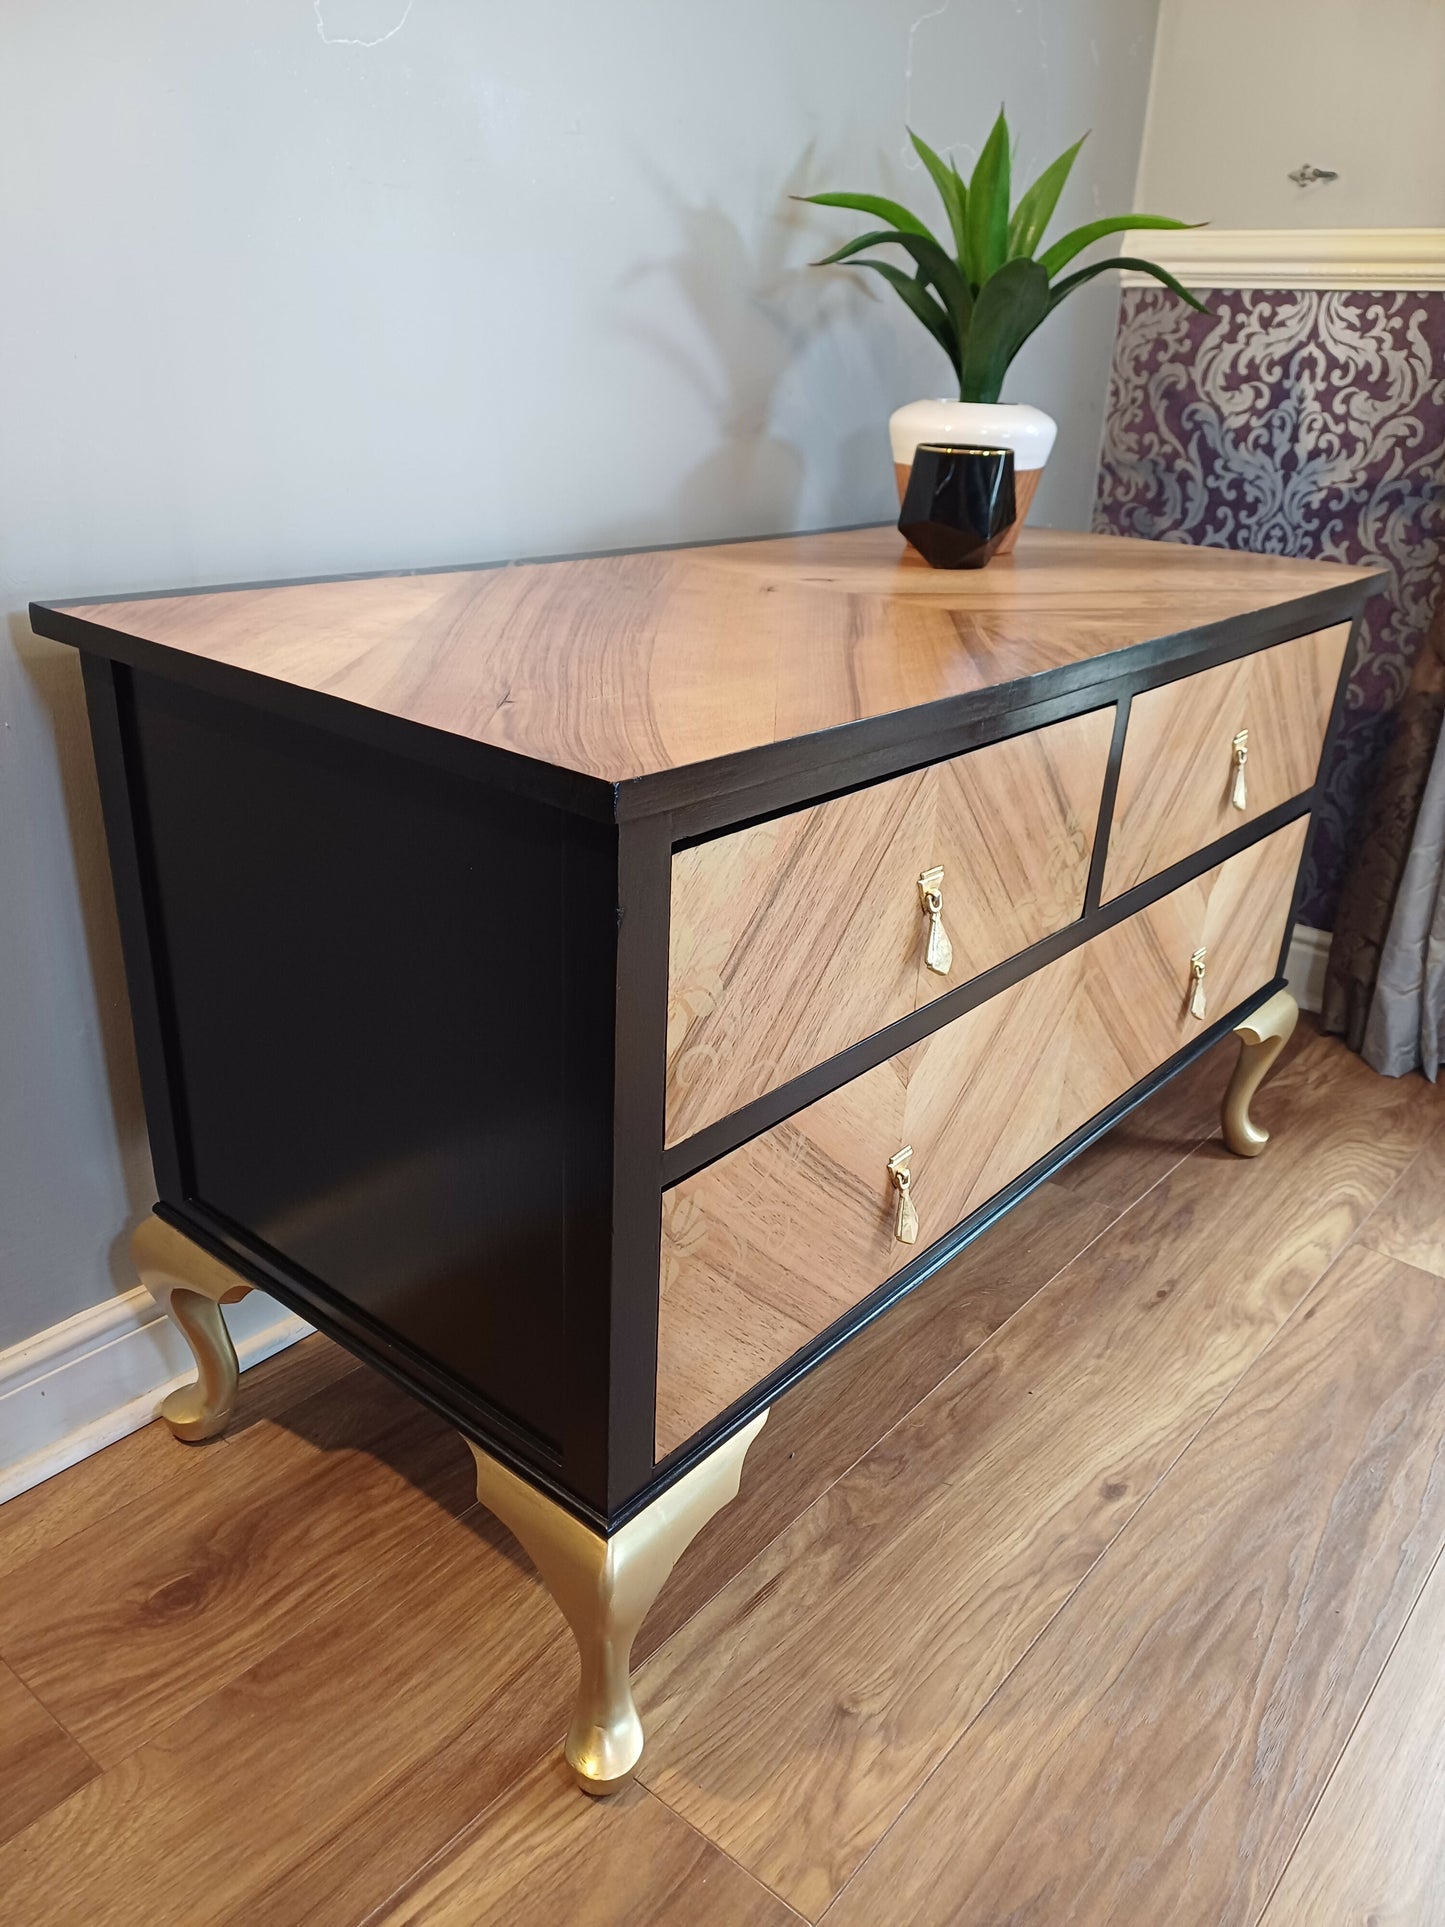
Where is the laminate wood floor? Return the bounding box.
[3,1022,1445,1925]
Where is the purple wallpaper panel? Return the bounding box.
[1094,287,1445,927]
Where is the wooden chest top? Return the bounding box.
[38,527,1373,810]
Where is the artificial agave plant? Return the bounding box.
[802,110,1207,404]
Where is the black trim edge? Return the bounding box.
[35,606,618,824]
[629,581,1377,831]
[32,561,1379,835]
[1085,695,1131,915]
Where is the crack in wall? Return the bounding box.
[902,3,952,168]
[314,0,414,48]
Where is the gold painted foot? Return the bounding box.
[132,1216,254,1441]
[466,1411,768,1795]
[1221,988,1299,1158]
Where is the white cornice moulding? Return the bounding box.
[1118,228,1445,291]
[0,1282,309,1503]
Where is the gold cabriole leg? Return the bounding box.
[1221,988,1299,1157]
[466,1409,768,1796]
[132,1215,253,1441]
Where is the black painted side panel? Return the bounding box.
[124,669,583,1453]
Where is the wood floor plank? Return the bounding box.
[1048,1027,1239,1212]
[227,1329,364,1431]
[0,1659,96,1849]
[634,1030,1435,1919]
[225,1667,570,1927]
[0,1369,474,1764]
[650,1176,1115,1648]
[0,1415,207,1583]
[1261,1480,1445,1926]
[827,1247,1445,1927]
[0,1511,572,1927]
[1360,1119,1445,1281]
[374,1757,799,1926]
[0,1333,356,1584]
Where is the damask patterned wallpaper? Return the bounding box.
[1094,288,1445,927]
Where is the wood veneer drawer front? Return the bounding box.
[1103,624,1348,901]
[655,816,1307,1459]
[664,707,1113,1147]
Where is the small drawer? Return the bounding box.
[1102,624,1348,901]
[664,707,1113,1146]
[655,816,1306,1458]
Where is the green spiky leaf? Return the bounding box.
[814,227,919,268]
[849,259,962,377]
[963,107,1011,286]
[1047,254,1211,314]
[814,227,973,356]
[958,257,1050,403]
[802,112,1208,401]
[1039,213,1201,280]
[795,191,936,241]
[890,231,974,353]
[908,129,968,258]
[1007,134,1086,258]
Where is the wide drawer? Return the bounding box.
[655,816,1307,1459]
[1102,624,1347,900]
[664,707,1113,1146]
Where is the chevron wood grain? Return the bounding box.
[655,818,1306,1458]
[924,708,1108,997]
[665,708,1112,1145]
[657,1051,912,1457]
[45,534,1371,787]
[907,815,1306,1235]
[666,771,930,1150]
[1103,623,1348,899]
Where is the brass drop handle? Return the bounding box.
[1190,946,1208,1022]
[1231,729,1249,811]
[887,1147,919,1245]
[918,867,953,976]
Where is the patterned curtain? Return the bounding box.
[1336,608,1445,1076]
[1093,288,1445,933]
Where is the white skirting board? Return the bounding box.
[1286,924,1330,1015]
[0,1279,310,1505]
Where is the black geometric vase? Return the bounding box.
[898,443,1017,569]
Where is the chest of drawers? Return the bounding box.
[34,525,1376,1795]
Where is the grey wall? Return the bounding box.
[1138,0,1445,227]
[0,0,1159,1352]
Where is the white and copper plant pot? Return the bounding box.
[889,400,1057,555]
